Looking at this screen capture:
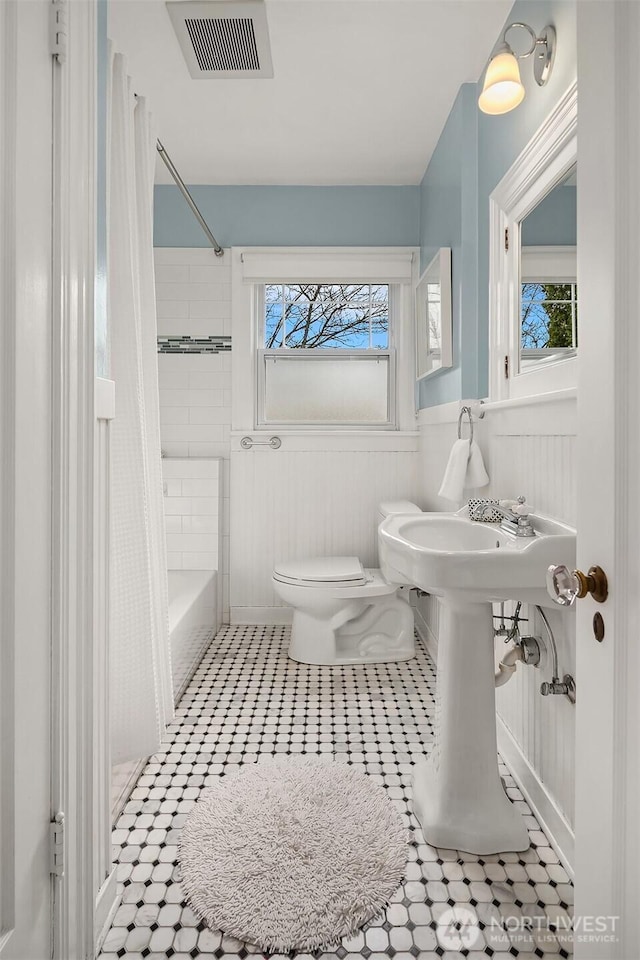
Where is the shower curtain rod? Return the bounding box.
[156,140,224,257]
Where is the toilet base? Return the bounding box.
[288,594,415,666]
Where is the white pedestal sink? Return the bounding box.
[378,511,575,855]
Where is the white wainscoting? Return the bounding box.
[415,395,577,870]
[229,432,420,623]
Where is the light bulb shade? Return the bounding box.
[478,46,526,115]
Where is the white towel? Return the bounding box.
[438,439,471,503]
[438,438,490,504]
[466,439,490,489]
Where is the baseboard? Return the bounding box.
[111,757,147,823]
[230,606,293,625]
[412,602,438,662]
[94,867,118,955]
[496,716,575,877]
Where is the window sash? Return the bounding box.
[258,286,397,346]
[520,280,578,351]
[262,283,390,351]
[257,349,396,428]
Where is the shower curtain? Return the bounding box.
[108,49,174,764]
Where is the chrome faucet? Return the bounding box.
[478,496,535,538]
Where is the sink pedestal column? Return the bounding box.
[413,597,529,854]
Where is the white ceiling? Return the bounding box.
[108,0,512,186]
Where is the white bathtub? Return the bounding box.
[168,570,217,703]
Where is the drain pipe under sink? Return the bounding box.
[495,643,524,687]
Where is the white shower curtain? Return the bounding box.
[108,49,174,765]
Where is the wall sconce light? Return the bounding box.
[478,22,556,115]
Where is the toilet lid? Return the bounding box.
[273,556,367,586]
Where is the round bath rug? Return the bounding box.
[179,758,408,953]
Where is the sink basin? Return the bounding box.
[379,511,576,606]
[377,509,576,856]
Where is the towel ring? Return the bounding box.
[457,405,474,443]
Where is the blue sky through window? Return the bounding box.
[264,283,389,349]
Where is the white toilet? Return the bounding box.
[272,501,421,665]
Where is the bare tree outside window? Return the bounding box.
[521,282,578,351]
[265,284,389,349]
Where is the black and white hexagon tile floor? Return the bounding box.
[98,626,573,960]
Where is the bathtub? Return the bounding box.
[168,569,217,703]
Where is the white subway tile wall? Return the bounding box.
[155,248,231,621]
[162,458,221,566]
[162,457,223,646]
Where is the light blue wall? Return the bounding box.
[418,0,577,408]
[521,185,576,245]
[418,84,478,405]
[154,185,421,248]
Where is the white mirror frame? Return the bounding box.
[488,81,577,402]
[415,247,453,380]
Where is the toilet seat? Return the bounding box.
[273,556,368,588]
[273,566,399,600]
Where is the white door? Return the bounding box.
[0,1,55,958]
[573,3,640,957]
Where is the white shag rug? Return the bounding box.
[179,758,408,952]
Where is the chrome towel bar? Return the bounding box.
[457,405,474,443]
[240,436,281,450]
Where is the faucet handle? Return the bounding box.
[512,495,532,517]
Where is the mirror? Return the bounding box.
[415,247,453,379]
[519,164,577,370]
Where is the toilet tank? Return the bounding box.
[374,501,421,563]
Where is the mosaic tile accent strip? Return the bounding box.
[158,336,232,354]
[99,626,574,960]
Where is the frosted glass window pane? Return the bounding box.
[264,357,389,423]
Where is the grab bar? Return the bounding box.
[240,436,281,450]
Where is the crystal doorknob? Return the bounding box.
[546,564,579,606]
[547,564,609,606]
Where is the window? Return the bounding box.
[264,283,389,349]
[258,283,394,426]
[520,280,578,367]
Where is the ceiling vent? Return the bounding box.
[167,1,273,79]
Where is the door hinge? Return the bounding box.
[504,354,510,379]
[50,0,67,64]
[50,813,65,877]
[504,228,509,252]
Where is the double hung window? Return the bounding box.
[258,282,394,426]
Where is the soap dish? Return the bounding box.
[468,498,502,523]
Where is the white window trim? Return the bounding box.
[521,244,577,282]
[489,81,577,402]
[231,247,418,433]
